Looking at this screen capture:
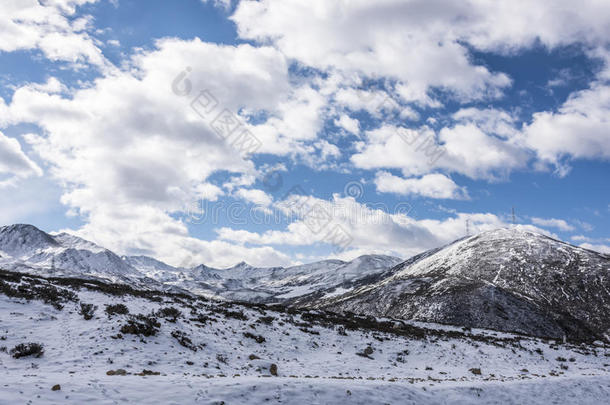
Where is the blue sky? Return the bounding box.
[0,0,609,267]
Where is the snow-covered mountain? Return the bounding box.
[0,224,401,302]
[2,224,609,342]
[311,228,610,342]
[125,253,402,303]
[0,224,150,285]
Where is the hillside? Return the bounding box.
[311,228,610,342]
[2,224,609,343]
[1,268,609,404]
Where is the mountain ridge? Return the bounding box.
[1,224,608,341]
[0,224,402,303]
[310,228,610,341]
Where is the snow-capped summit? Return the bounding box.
[0,224,60,259]
[316,227,610,341]
[228,261,251,270]
[51,232,106,253]
[0,224,147,284]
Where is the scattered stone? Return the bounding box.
[469,368,482,375]
[51,384,61,391]
[106,369,127,376]
[135,369,160,376]
[356,346,374,359]
[248,354,260,360]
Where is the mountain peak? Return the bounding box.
[320,227,610,341]
[0,224,59,258]
[228,261,252,270]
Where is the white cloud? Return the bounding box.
[235,188,273,207]
[452,107,519,138]
[68,204,293,268]
[374,171,468,200]
[4,37,297,267]
[217,193,555,260]
[351,123,528,180]
[334,114,359,135]
[202,0,232,10]
[523,83,610,174]
[460,1,610,51]
[0,131,42,187]
[0,0,107,68]
[232,0,514,105]
[580,243,610,255]
[531,217,575,232]
[2,0,609,265]
[248,84,329,156]
[230,0,610,180]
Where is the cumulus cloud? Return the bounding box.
[531,217,575,232]
[0,131,42,187]
[334,114,360,135]
[235,188,273,207]
[232,0,610,179]
[217,193,555,261]
[0,0,107,68]
[523,83,610,174]
[4,37,298,267]
[351,122,528,181]
[232,0,514,105]
[580,243,610,255]
[374,171,469,200]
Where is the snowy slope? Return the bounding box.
[125,254,402,303]
[1,269,609,404]
[0,225,152,286]
[314,228,610,341]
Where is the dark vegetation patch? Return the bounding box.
[299,327,320,335]
[217,308,248,321]
[171,330,200,351]
[79,303,97,320]
[0,276,77,310]
[189,314,215,325]
[105,303,129,316]
[257,316,275,325]
[0,269,194,303]
[243,332,265,344]
[135,369,160,376]
[10,342,44,359]
[156,307,182,322]
[120,314,160,336]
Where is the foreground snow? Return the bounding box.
[1,272,609,404]
[2,374,609,404]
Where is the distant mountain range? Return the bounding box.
[1,224,608,341]
[0,224,401,302]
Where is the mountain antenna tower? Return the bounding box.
[466,219,470,236]
[511,207,516,226]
